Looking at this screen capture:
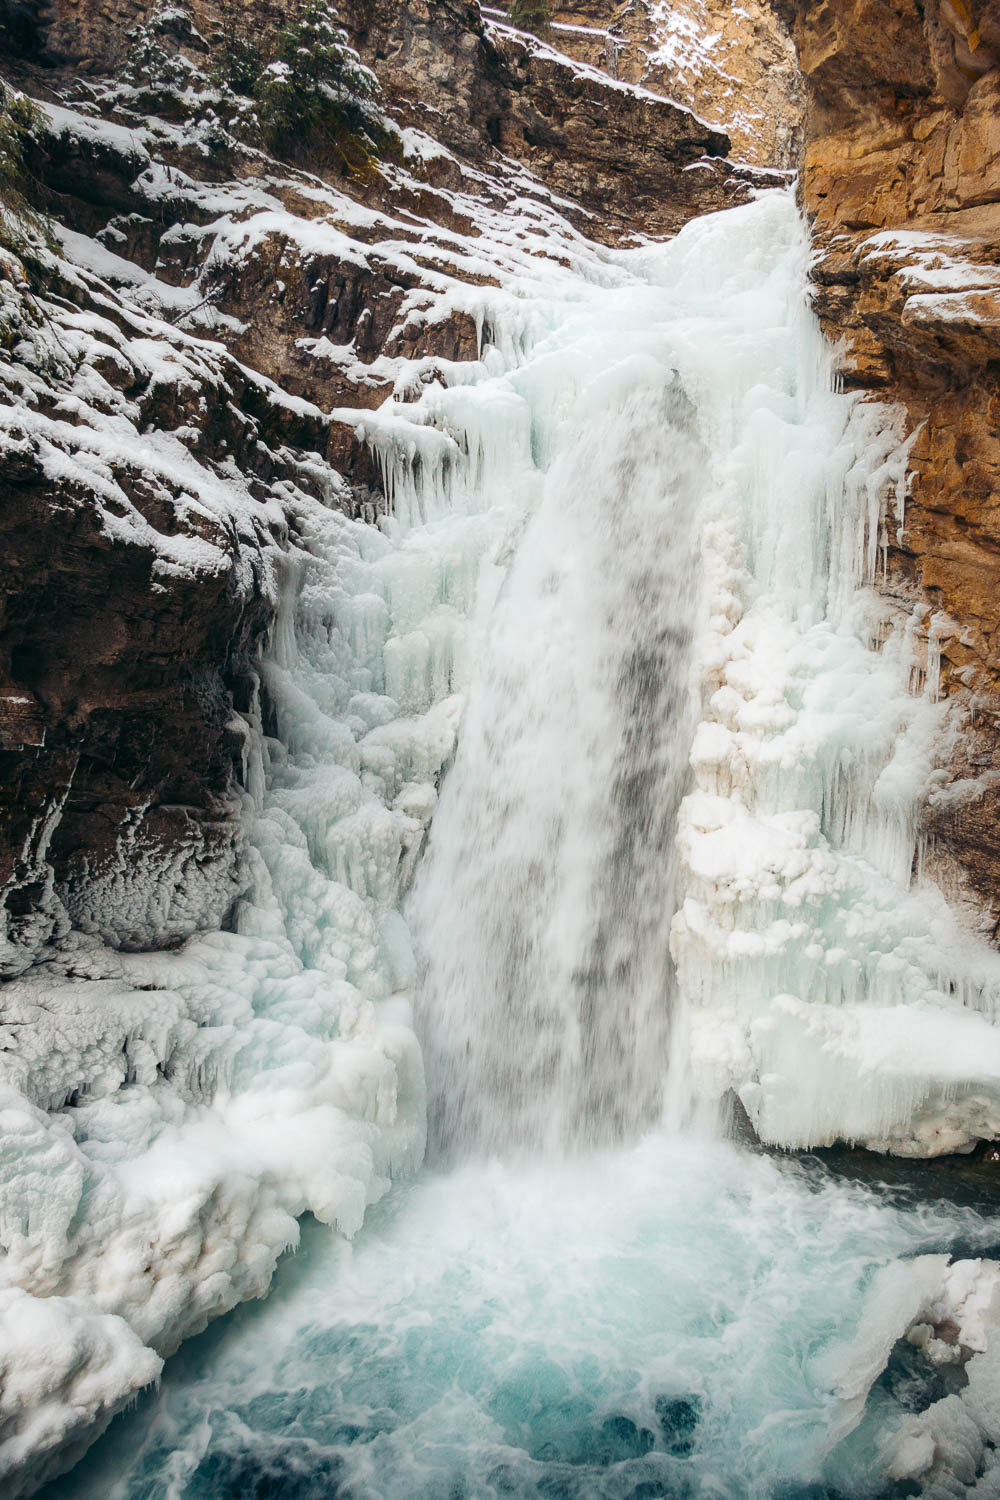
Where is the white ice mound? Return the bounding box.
[0,1289,162,1500]
[0,486,445,1491]
[0,483,457,1491]
[664,195,1000,1154]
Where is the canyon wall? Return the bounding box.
[790,0,1000,921]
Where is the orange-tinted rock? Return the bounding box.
[793,0,1000,917]
[539,0,803,168]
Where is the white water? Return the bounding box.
[26,192,1000,1498]
[38,1142,1000,1500]
[411,377,702,1155]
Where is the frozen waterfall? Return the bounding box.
[23,189,1000,1500]
[399,188,1000,1162]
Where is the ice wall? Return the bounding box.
[404,189,1000,1163]
[0,475,439,1494]
[660,197,1000,1154]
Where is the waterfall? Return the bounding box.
[39,189,1000,1500]
[397,190,1000,1164]
[410,380,702,1155]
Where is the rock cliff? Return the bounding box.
[544,0,803,167]
[790,0,1000,921]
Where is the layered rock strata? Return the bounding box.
[489,0,803,168]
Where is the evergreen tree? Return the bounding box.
[255,0,382,151]
[0,82,49,259]
[210,0,268,99]
[121,1,391,175]
[507,0,552,39]
[121,7,200,103]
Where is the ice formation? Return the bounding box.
[0,458,435,1493]
[660,201,1000,1154]
[7,85,1000,1494]
[817,1249,1000,1495]
[405,187,1000,1162]
[3,80,737,1489]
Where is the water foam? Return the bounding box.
[39,1138,1000,1500]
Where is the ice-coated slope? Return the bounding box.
[0,460,438,1494]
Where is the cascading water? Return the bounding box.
[39,192,1000,1500]
[411,379,702,1155]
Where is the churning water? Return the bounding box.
[39,194,1000,1499]
[39,1140,1000,1500]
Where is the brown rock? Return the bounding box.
[548,0,803,169]
[792,0,1000,919]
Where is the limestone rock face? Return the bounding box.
[792,0,1000,919]
[340,0,751,240]
[483,25,736,238]
[17,0,759,234]
[528,0,803,168]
